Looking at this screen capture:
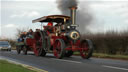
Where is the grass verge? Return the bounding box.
[93,53,128,60]
[74,52,128,60]
[0,60,36,72]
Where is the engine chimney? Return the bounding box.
[70,7,77,25]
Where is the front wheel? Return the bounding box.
[16,46,21,54]
[23,46,27,55]
[65,50,73,57]
[80,39,94,59]
[53,39,66,59]
[8,49,11,51]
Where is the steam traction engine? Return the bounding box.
[16,7,94,59]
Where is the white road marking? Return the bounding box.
[102,65,128,71]
[52,58,82,64]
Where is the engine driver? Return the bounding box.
[47,22,53,26]
[46,22,53,33]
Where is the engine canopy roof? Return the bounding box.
[32,15,70,23]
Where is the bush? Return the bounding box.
[82,31,128,55]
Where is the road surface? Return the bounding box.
[0,50,128,72]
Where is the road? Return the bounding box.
[0,50,128,72]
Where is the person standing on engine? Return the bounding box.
[27,29,33,38]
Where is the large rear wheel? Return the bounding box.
[33,31,46,56]
[80,39,94,59]
[53,39,66,59]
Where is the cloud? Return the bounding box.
[2,0,56,1]
[6,0,128,1]
[1,1,58,38]
[0,26,1,36]
[124,20,128,24]
[88,1,128,32]
[4,24,18,28]
[10,11,40,18]
[28,11,40,17]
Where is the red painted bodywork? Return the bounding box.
[25,30,89,52]
[26,38,35,46]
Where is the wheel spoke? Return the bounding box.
[33,31,45,56]
[56,41,61,54]
[53,39,65,59]
[80,41,89,58]
[80,40,94,59]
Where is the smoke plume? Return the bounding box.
[56,0,78,16]
[56,0,93,34]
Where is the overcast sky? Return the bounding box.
[1,0,128,39]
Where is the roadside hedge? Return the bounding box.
[82,32,128,55]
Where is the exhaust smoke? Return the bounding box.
[56,0,78,16]
[56,0,93,34]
